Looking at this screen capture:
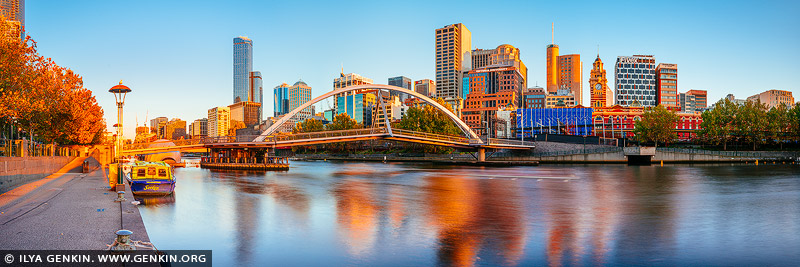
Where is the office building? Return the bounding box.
[546,88,576,108]
[233,36,253,103]
[189,118,208,138]
[615,55,656,107]
[558,54,582,106]
[747,89,795,109]
[208,107,230,137]
[724,94,746,106]
[164,119,187,140]
[435,23,472,100]
[0,0,23,39]
[656,63,678,109]
[523,87,546,109]
[337,91,376,125]
[228,101,262,127]
[686,89,708,110]
[471,44,528,88]
[249,71,263,121]
[679,93,696,113]
[149,117,168,134]
[589,55,613,108]
[414,79,435,97]
[463,65,524,137]
[388,76,412,102]
[333,71,373,111]
[289,80,313,120]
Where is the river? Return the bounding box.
[137,161,800,266]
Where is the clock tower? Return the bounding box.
[589,55,613,108]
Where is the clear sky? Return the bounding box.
[24,0,800,139]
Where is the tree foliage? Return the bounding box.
[395,97,461,136]
[1,17,105,144]
[227,120,246,136]
[700,98,798,150]
[700,98,738,150]
[326,113,360,131]
[632,105,678,146]
[293,118,324,133]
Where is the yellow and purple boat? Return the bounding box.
[126,161,176,196]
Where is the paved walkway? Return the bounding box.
[0,157,151,249]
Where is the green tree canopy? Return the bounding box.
[633,105,678,146]
[293,118,324,133]
[395,97,461,136]
[326,113,360,131]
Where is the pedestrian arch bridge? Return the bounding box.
[122,84,534,161]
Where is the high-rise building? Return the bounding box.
[290,80,313,120]
[208,107,230,137]
[189,118,208,138]
[545,88,576,108]
[558,54,582,105]
[274,83,290,116]
[589,55,613,108]
[546,49,558,93]
[233,36,253,103]
[471,44,528,89]
[337,92,376,125]
[614,55,656,107]
[164,119,187,140]
[746,89,795,109]
[228,101,262,127]
[463,65,524,137]
[656,63,678,109]
[686,89,708,110]
[679,93,696,113]
[149,117,168,134]
[388,76,412,102]
[435,23,471,100]
[414,79,435,97]
[333,71,373,112]
[0,0,24,39]
[249,71,263,121]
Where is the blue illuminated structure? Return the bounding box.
[516,107,593,138]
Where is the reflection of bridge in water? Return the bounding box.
[122,84,535,164]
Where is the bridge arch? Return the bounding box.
[254,84,480,142]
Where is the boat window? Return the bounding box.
[136,168,146,177]
[158,169,167,177]
[147,167,156,176]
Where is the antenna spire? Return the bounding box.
[551,22,554,45]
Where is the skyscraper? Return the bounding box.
[615,55,656,107]
[686,89,707,110]
[589,55,613,108]
[471,44,528,89]
[333,71,373,112]
[249,71,263,121]
[414,79,435,97]
[0,0,24,39]
[435,23,471,100]
[388,76,412,101]
[557,54,582,106]
[546,23,559,94]
[274,81,313,120]
[233,36,253,103]
[656,63,678,109]
[273,83,290,116]
[208,107,230,138]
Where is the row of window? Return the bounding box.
[617,63,655,68]
[617,89,656,95]
[618,77,656,84]
[618,68,655,74]
[617,84,655,90]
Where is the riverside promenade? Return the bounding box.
[0,157,151,249]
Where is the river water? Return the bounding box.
[137,161,800,266]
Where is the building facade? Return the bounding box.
[463,65,524,137]
[0,0,24,39]
[545,88,576,108]
[208,107,230,138]
[615,55,656,107]
[686,89,708,110]
[435,23,471,100]
[679,93,696,113]
[189,118,208,138]
[228,101,262,127]
[337,92,376,125]
[591,105,702,139]
[233,36,253,103]
[516,107,593,137]
[149,117,168,134]
[164,119,187,140]
[557,54,582,106]
[414,79,435,98]
[471,44,527,88]
[523,86,546,109]
[589,55,614,108]
[655,63,678,109]
[249,71,263,121]
[747,89,795,109]
[333,72,373,111]
[388,76,412,102]
[546,44,559,93]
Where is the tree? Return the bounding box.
[766,103,790,148]
[293,118,324,133]
[700,99,738,150]
[395,97,460,136]
[326,113,360,131]
[735,100,768,150]
[632,105,678,147]
[228,120,246,136]
[790,103,800,143]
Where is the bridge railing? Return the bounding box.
[391,128,470,144]
[485,138,536,147]
[123,138,203,151]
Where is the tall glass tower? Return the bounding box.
[233,36,253,103]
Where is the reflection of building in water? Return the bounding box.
[333,179,378,256]
[386,185,406,231]
[541,179,579,267]
[423,174,527,266]
[235,189,260,265]
[265,182,310,224]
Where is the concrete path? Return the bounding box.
[0,157,151,249]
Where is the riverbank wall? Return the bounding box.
[0,156,76,193]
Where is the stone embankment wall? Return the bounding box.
[0,156,75,193]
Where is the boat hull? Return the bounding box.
[129,180,175,196]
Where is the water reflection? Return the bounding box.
[136,163,800,266]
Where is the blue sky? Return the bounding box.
[25,0,800,138]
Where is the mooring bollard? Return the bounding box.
[114,191,126,202]
[111,229,136,250]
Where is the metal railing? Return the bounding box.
[656,147,800,159]
[123,138,203,150]
[0,138,80,157]
[485,138,536,147]
[391,128,470,144]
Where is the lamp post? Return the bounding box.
[109,81,131,189]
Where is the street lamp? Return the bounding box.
[109,81,131,190]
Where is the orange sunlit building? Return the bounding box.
[592,105,702,139]
[463,65,524,136]
[656,63,678,109]
[589,55,614,108]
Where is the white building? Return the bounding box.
[615,55,657,107]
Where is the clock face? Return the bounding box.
[595,84,601,90]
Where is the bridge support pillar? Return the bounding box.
[477,148,486,162]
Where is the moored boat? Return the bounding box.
[126,161,176,196]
